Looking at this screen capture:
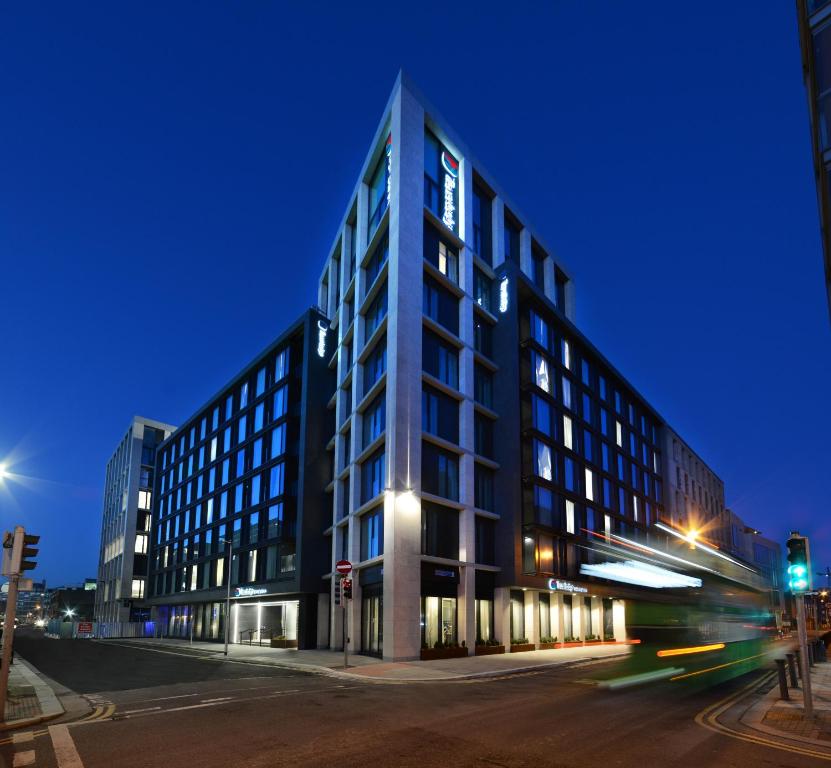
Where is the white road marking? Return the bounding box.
[200,697,233,703]
[120,706,162,714]
[49,724,85,768]
[12,750,35,767]
[12,732,34,744]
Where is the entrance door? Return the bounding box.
[361,594,383,656]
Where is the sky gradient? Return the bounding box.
[1,2,829,587]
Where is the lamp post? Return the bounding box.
[220,537,233,656]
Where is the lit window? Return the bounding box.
[533,352,550,393]
[585,468,594,501]
[562,339,571,370]
[563,415,573,450]
[562,377,572,410]
[566,500,575,534]
[138,490,152,510]
[134,534,148,554]
[535,440,552,481]
[131,578,145,599]
[616,421,623,448]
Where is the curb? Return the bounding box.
[0,656,65,732]
[98,639,627,684]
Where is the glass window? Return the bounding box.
[563,415,573,450]
[368,138,390,235]
[532,247,545,290]
[616,421,623,448]
[566,499,575,534]
[530,310,548,348]
[421,501,459,559]
[271,423,286,459]
[474,412,494,458]
[473,268,491,311]
[362,391,386,448]
[361,448,385,503]
[504,216,520,263]
[532,395,551,436]
[585,468,594,501]
[422,328,459,388]
[475,516,496,564]
[583,429,593,462]
[423,275,459,335]
[360,506,384,560]
[364,235,389,297]
[254,403,264,433]
[474,315,493,358]
[422,384,459,443]
[421,442,459,500]
[474,364,493,409]
[269,463,285,499]
[424,130,441,216]
[364,338,387,396]
[531,350,550,393]
[273,385,288,421]
[534,439,553,481]
[275,348,289,382]
[252,438,262,469]
[564,457,575,491]
[424,222,458,284]
[472,184,492,264]
[474,463,494,511]
[267,503,283,539]
[249,511,260,545]
[365,283,388,337]
[562,377,572,410]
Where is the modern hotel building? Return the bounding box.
[314,73,724,660]
[100,73,770,658]
[144,310,333,648]
[95,416,175,624]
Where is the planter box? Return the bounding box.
[420,646,468,661]
[584,640,604,646]
[538,642,559,650]
[561,642,583,648]
[603,639,619,644]
[510,643,535,653]
[475,645,505,656]
[270,638,298,649]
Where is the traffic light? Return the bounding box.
[1,531,13,577]
[787,533,811,593]
[334,579,341,606]
[19,533,39,572]
[342,578,352,600]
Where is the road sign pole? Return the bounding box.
[0,572,20,722]
[342,576,348,671]
[796,594,813,717]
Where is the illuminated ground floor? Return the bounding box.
[150,590,319,648]
[322,566,627,660]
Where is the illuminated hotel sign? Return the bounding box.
[234,586,268,598]
[385,133,392,205]
[317,320,328,358]
[441,149,459,233]
[499,276,509,313]
[548,579,588,594]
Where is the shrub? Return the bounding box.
[511,637,529,645]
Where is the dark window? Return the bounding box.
[364,338,387,396]
[473,315,493,358]
[347,220,357,280]
[555,268,567,311]
[362,391,386,449]
[475,516,496,565]
[424,130,441,217]
[532,246,546,290]
[474,464,494,512]
[421,501,459,559]
[365,283,388,337]
[360,506,384,560]
[422,442,459,501]
[364,235,389,298]
[473,268,491,311]
[422,328,459,389]
[368,141,390,235]
[422,384,459,443]
[474,364,493,409]
[474,413,494,459]
[504,215,520,263]
[361,448,385,504]
[423,275,459,335]
[472,184,492,264]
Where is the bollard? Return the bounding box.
[786,653,799,687]
[775,659,790,700]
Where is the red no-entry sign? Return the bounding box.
[335,560,352,575]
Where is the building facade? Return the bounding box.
[661,427,729,550]
[313,73,741,661]
[95,416,175,624]
[145,309,333,649]
[796,0,831,319]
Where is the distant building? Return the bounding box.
[661,428,729,549]
[47,585,95,622]
[796,0,831,319]
[95,416,175,624]
[17,580,47,622]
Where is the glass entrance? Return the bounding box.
[421,596,457,648]
[361,593,383,656]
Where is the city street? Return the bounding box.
[1,630,826,768]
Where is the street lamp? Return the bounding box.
[219,537,233,656]
[0,463,8,482]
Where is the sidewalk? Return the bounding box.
[1,655,65,731]
[106,637,630,682]
[741,660,831,748]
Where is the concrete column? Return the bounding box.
[525,590,539,646]
[494,586,511,648]
[519,227,532,281]
[491,198,505,268]
[327,259,338,320]
[381,82,425,661]
[458,565,475,654]
[459,153,473,251]
[613,599,626,641]
[552,593,563,642]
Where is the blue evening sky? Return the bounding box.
[1,2,828,587]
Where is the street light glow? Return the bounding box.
[0,462,8,481]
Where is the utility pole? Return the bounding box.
[787,532,813,718]
[1,526,40,722]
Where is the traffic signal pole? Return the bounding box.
[796,595,813,717]
[0,571,19,721]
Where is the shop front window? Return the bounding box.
[421,596,457,648]
[510,590,525,642]
[475,599,493,644]
[361,590,383,657]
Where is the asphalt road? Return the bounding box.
[3,629,826,768]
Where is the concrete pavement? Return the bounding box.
[0,655,64,732]
[106,636,631,681]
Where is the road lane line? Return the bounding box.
[120,707,162,714]
[49,724,85,768]
[12,750,35,767]
[12,732,34,744]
